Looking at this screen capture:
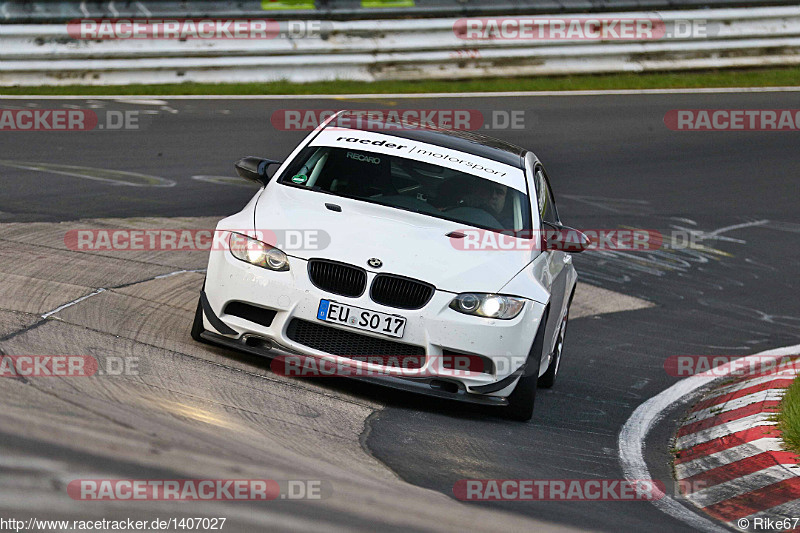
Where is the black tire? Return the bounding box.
[502,370,537,421]
[190,297,209,344]
[502,308,548,421]
[538,305,569,389]
[539,290,574,389]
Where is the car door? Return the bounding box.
[533,164,570,374]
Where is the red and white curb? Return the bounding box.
[675,369,800,531]
[619,345,800,533]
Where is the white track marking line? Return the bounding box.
[675,438,785,480]
[677,414,777,449]
[2,88,800,100]
[618,344,800,533]
[685,390,785,423]
[702,220,770,239]
[687,464,800,508]
[40,268,205,319]
[153,268,206,279]
[41,288,106,319]
[0,160,176,188]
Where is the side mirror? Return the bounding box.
[543,224,591,253]
[235,157,282,186]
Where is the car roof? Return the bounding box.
[323,111,528,169]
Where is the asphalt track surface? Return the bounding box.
[0,92,799,532]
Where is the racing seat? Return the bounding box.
[317,149,396,198]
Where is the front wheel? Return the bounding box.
[502,368,537,421]
[501,308,548,421]
[538,305,569,389]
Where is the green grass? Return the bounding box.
[1,66,799,96]
[777,372,800,455]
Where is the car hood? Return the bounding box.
[254,185,537,294]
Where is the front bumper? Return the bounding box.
[202,245,546,399]
[200,330,509,406]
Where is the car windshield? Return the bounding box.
[277,146,532,232]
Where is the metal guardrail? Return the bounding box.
[1,0,797,22]
[0,6,798,86]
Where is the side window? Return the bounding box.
[534,167,559,225]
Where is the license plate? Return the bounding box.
[317,299,406,338]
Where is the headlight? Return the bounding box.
[449,293,525,320]
[228,232,289,271]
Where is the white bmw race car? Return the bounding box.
[192,111,588,420]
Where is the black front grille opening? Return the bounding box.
[370,274,435,310]
[223,301,277,328]
[286,319,425,358]
[442,349,495,375]
[308,259,367,298]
